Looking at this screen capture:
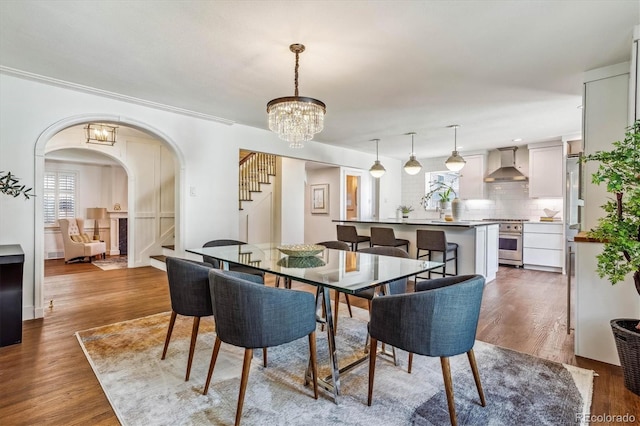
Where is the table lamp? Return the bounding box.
[86,207,107,240]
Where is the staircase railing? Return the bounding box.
[239,152,276,209]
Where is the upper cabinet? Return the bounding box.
[458,154,486,199]
[527,142,563,198]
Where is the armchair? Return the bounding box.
[58,218,106,263]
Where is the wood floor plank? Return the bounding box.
[0,259,638,424]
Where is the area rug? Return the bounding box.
[92,256,128,270]
[76,309,594,426]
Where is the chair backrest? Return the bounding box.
[370,227,397,246]
[336,225,358,243]
[359,246,409,295]
[416,229,447,251]
[59,218,87,240]
[208,269,316,348]
[370,274,485,357]
[317,241,351,251]
[165,257,214,318]
[202,239,247,268]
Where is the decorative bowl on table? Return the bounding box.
[277,256,326,269]
[276,244,325,257]
[543,208,559,218]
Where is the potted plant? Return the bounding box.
[398,205,414,219]
[581,119,640,395]
[421,179,463,220]
[1,171,33,199]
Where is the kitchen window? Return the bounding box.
[423,171,459,209]
[44,171,77,225]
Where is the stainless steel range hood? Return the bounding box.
[484,146,528,182]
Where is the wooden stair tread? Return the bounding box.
[150,255,167,263]
[162,245,175,250]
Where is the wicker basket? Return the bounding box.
[611,319,640,396]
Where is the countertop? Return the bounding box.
[333,219,498,228]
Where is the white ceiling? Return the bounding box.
[1,1,638,161]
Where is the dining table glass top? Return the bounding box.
[186,243,444,294]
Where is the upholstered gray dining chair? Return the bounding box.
[162,257,215,381]
[367,274,487,426]
[204,269,318,426]
[202,239,265,279]
[317,240,353,333]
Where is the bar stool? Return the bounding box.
[370,227,409,252]
[415,229,458,281]
[336,225,371,251]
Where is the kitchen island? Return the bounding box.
[334,219,499,282]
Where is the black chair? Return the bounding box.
[370,227,410,252]
[202,239,265,279]
[161,257,215,381]
[415,229,458,280]
[367,275,487,426]
[317,241,353,333]
[204,269,318,426]
[337,225,371,251]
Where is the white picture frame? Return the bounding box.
[311,184,329,214]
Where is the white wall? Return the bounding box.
[0,73,396,320]
[304,166,341,244]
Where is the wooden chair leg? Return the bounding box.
[235,349,253,426]
[440,357,457,426]
[408,353,413,374]
[367,337,378,406]
[467,349,486,406]
[345,294,353,317]
[263,348,268,368]
[161,311,177,360]
[185,316,200,381]
[203,336,222,395]
[309,331,318,399]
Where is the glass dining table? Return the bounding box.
[186,243,444,403]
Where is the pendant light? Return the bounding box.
[403,132,422,175]
[445,124,466,171]
[369,139,386,178]
[267,43,326,149]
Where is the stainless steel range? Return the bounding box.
[482,219,529,267]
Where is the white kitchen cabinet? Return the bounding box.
[528,143,563,198]
[458,154,486,199]
[523,222,563,272]
[475,223,498,281]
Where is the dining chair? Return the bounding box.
[202,239,266,279]
[370,227,410,252]
[316,240,353,333]
[336,225,371,251]
[162,257,215,381]
[415,229,458,281]
[367,274,487,426]
[204,269,318,426]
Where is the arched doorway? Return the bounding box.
[33,115,186,319]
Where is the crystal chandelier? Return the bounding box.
[267,44,326,148]
[403,132,422,175]
[369,139,386,178]
[445,124,466,171]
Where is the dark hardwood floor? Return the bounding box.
[0,259,638,425]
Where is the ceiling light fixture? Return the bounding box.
[85,123,117,146]
[444,124,466,172]
[267,43,326,149]
[403,132,422,175]
[369,139,386,178]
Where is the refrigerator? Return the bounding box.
[565,154,583,273]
